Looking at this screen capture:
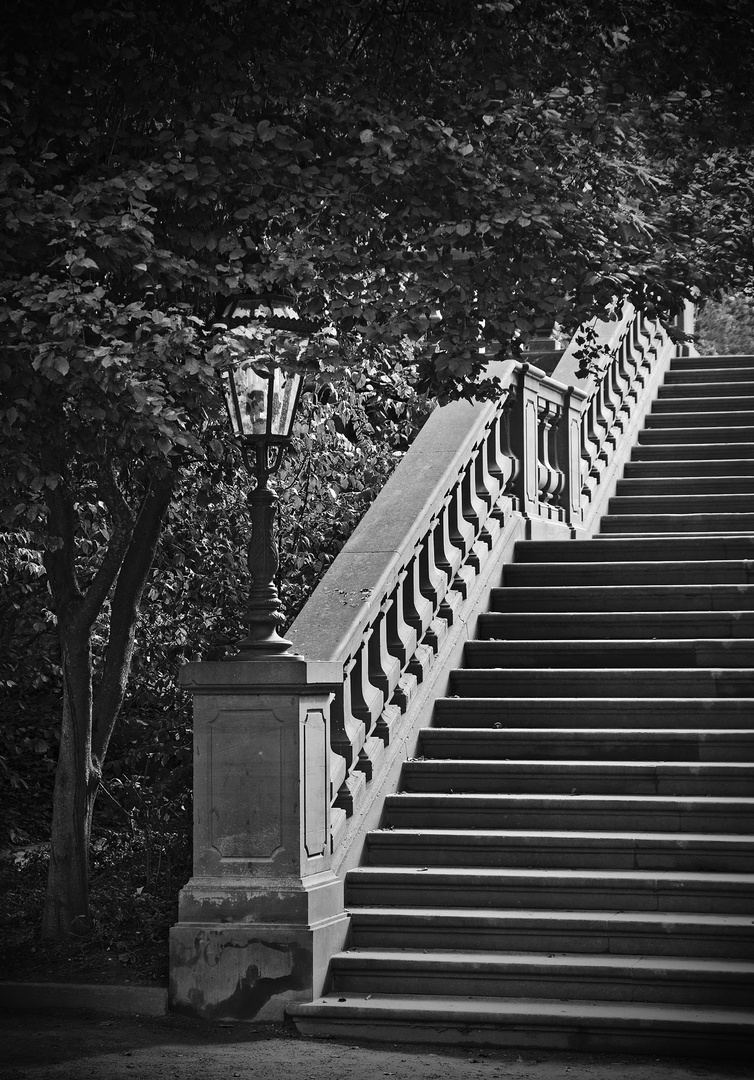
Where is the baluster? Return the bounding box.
[620,332,640,415]
[419,516,453,647]
[630,318,648,389]
[448,474,476,560]
[402,547,434,636]
[510,365,540,519]
[594,359,618,462]
[559,387,586,527]
[499,393,521,508]
[610,337,629,433]
[366,598,402,707]
[461,449,488,534]
[536,397,564,513]
[385,569,418,671]
[580,395,598,501]
[479,417,504,509]
[419,517,450,609]
[600,354,621,451]
[350,637,388,783]
[330,674,367,816]
[472,433,500,544]
[583,378,600,457]
[612,338,633,434]
[433,497,465,582]
[330,748,347,807]
[349,624,385,733]
[330,678,360,769]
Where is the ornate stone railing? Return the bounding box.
[288,304,679,857]
[288,358,520,855]
[170,303,686,1020]
[551,301,682,532]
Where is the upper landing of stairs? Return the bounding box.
[289,353,754,1056]
[601,354,754,538]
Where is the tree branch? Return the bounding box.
[76,459,136,629]
[92,469,175,766]
[42,481,82,618]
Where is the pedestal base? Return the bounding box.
[169,909,349,1021]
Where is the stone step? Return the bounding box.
[671,355,754,369]
[657,381,754,399]
[591,533,754,544]
[433,697,754,730]
[347,907,754,959]
[665,367,754,383]
[449,668,754,698]
[652,395,754,412]
[399,758,754,797]
[464,638,754,668]
[638,426,754,444]
[418,725,754,762]
[624,458,754,477]
[608,494,754,515]
[328,949,754,1008]
[345,864,754,913]
[616,476,754,495]
[513,537,754,562]
[502,559,754,586]
[489,583,754,612]
[383,792,754,834]
[639,406,751,423]
[631,441,754,460]
[478,610,754,639]
[289,995,754,1056]
[364,828,754,872]
[290,358,754,1054]
[600,513,754,534]
[645,410,754,428]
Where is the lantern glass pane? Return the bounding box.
[219,296,310,439]
[270,364,300,437]
[230,361,270,437]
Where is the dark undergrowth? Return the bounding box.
[0,836,187,986]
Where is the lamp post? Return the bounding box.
[217,295,313,656]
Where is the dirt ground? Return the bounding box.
[1,1011,752,1080]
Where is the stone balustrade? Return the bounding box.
[170,303,685,1020]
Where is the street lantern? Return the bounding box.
[217,294,315,655]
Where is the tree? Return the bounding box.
[696,289,754,354]
[2,0,753,939]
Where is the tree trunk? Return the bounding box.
[41,627,99,940]
[40,469,175,940]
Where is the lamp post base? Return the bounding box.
[233,482,292,656]
[232,632,295,655]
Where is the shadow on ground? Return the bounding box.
[0,1011,751,1080]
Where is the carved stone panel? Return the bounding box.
[303,708,328,859]
[208,707,283,860]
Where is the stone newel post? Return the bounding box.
[169,656,348,1021]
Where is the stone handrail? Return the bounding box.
[171,303,683,1020]
[288,358,519,850]
[287,304,678,858]
[552,301,680,531]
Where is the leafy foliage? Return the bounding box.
[696,291,754,355]
[2,0,754,937]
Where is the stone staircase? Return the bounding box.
[290,353,754,1055]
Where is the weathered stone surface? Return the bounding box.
[170,659,346,1020]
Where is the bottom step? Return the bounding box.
[289,995,754,1057]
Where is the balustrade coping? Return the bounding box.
[287,346,608,668]
[288,358,520,665]
[551,303,637,390]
